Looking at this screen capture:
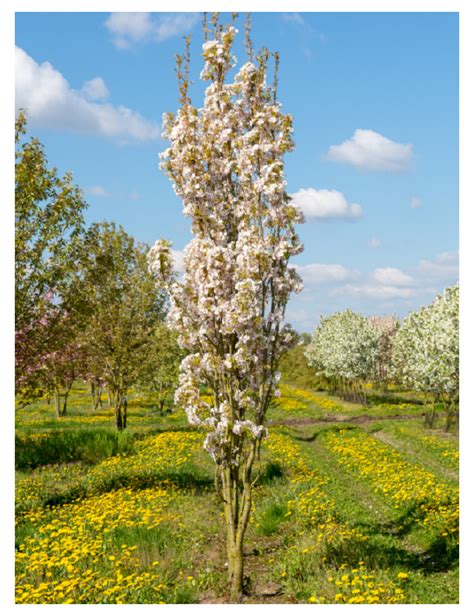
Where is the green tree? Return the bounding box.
[15,111,87,402]
[138,323,185,412]
[74,222,167,430]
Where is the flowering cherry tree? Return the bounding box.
[305,310,378,404]
[368,315,399,391]
[391,284,459,429]
[148,17,303,600]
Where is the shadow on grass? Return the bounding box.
[365,392,424,407]
[30,467,214,511]
[292,424,359,443]
[348,508,459,574]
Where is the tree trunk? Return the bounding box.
[425,398,437,428]
[91,383,96,411]
[96,386,103,409]
[227,535,244,603]
[223,471,244,603]
[62,391,69,416]
[220,439,257,602]
[54,388,61,419]
[115,393,123,431]
[123,396,127,430]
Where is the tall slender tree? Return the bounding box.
[149,15,303,601]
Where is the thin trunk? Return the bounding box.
[424,397,437,428]
[221,439,258,602]
[62,391,69,416]
[95,385,103,410]
[445,399,457,432]
[54,387,61,419]
[123,396,127,430]
[91,383,96,411]
[115,392,123,431]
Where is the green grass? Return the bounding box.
[15,381,458,604]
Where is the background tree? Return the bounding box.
[305,310,378,404]
[149,15,303,601]
[368,315,399,392]
[391,284,459,429]
[15,111,87,403]
[74,222,167,430]
[279,332,324,390]
[138,323,184,413]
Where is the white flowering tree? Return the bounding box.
[148,16,303,601]
[305,310,378,404]
[391,284,459,429]
[368,315,399,391]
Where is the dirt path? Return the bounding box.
[268,413,420,427]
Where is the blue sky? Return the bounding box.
[15,11,459,331]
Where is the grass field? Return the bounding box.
[15,383,459,604]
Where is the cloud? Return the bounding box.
[88,185,110,197]
[416,251,459,282]
[128,190,140,201]
[291,188,363,220]
[332,266,416,300]
[326,129,413,172]
[372,267,415,287]
[333,284,416,300]
[15,47,161,141]
[410,196,423,209]
[81,77,109,101]
[105,13,154,48]
[295,263,355,285]
[105,12,199,49]
[368,237,381,249]
[155,14,200,41]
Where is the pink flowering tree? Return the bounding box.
[148,16,303,601]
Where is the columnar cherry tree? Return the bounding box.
[148,16,303,601]
[391,284,459,429]
[305,310,378,404]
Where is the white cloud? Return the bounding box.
[155,14,200,42]
[295,263,355,285]
[105,13,154,48]
[81,77,109,101]
[372,267,415,287]
[105,12,199,49]
[333,284,416,300]
[291,188,363,220]
[128,190,140,201]
[416,251,459,282]
[410,196,423,208]
[15,47,161,141]
[326,129,413,172]
[88,185,110,197]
